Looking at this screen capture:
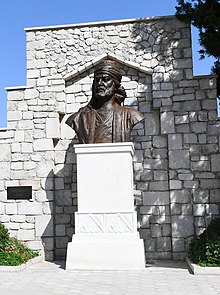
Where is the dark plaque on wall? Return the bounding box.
[7,186,32,200]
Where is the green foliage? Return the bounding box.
[211,60,220,96]
[188,218,220,267]
[0,223,10,250]
[175,0,220,59]
[0,223,38,266]
[206,217,220,237]
[175,0,220,96]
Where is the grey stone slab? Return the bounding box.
[172,215,194,237]
[169,150,190,169]
[161,112,175,134]
[143,192,170,205]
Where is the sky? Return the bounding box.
[0,0,215,128]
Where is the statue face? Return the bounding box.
[93,73,116,101]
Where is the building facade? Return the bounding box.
[0,16,219,261]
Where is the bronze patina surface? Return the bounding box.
[66,60,144,143]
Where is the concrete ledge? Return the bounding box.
[24,15,176,32]
[186,258,220,275]
[0,255,44,272]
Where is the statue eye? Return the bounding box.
[103,76,110,82]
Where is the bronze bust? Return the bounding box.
[66,59,144,143]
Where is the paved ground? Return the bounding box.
[0,260,219,295]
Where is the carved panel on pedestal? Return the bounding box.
[76,212,137,234]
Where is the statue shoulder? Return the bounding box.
[65,105,91,127]
[122,105,144,125]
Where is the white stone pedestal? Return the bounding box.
[66,143,145,270]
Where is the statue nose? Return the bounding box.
[97,78,103,85]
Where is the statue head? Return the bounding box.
[92,59,126,107]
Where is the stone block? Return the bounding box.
[8,222,20,230]
[157,237,171,252]
[149,181,168,191]
[170,190,191,203]
[152,136,167,148]
[6,203,17,215]
[20,143,32,153]
[55,236,69,249]
[162,224,171,237]
[200,179,220,189]
[144,239,156,252]
[175,115,189,124]
[24,89,39,100]
[55,214,70,224]
[193,204,206,216]
[36,159,54,177]
[133,150,144,162]
[140,229,151,239]
[161,112,175,134]
[170,180,182,190]
[36,215,54,237]
[183,133,197,143]
[0,215,10,222]
[46,117,60,139]
[195,217,205,228]
[43,237,54,251]
[27,241,43,251]
[191,160,210,171]
[172,216,194,237]
[33,139,53,151]
[55,178,64,190]
[144,113,160,135]
[191,122,207,133]
[10,215,26,223]
[42,202,53,215]
[20,222,34,229]
[210,189,220,203]
[144,158,168,170]
[20,180,41,190]
[0,203,5,214]
[0,162,10,179]
[154,171,168,181]
[151,224,162,237]
[18,120,34,130]
[172,238,185,252]
[171,203,181,215]
[152,149,167,159]
[143,192,169,206]
[211,154,220,172]
[11,162,23,170]
[169,150,189,169]
[193,191,209,204]
[0,180,4,191]
[55,224,66,236]
[203,144,218,154]
[206,204,219,215]
[7,90,24,101]
[17,229,35,241]
[181,204,192,215]
[7,111,22,121]
[0,144,10,161]
[18,202,42,215]
[37,77,48,86]
[168,134,182,149]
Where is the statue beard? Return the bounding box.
[93,84,116,108]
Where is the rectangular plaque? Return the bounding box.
[7,186,32,200]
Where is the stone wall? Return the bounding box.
[0,16,219,261]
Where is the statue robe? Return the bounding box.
[66,102,144,144]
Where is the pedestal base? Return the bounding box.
[66,143,145,270]
[66,233,145,270]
